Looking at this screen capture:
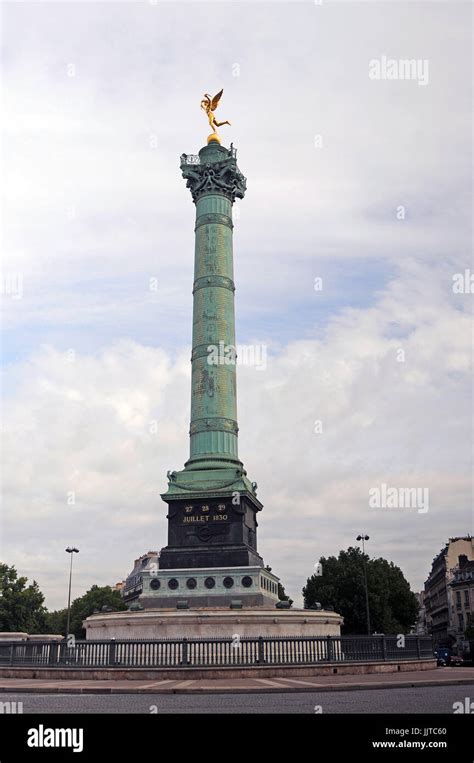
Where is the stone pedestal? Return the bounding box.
[159,144,263,580]
[84,608,342,640]
[159,493,263,570]
[139,565,279,609]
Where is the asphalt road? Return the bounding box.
[1,684,473,714]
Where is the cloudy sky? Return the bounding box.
[1,0,472,610]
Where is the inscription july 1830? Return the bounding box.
[182,504,228,523]
[183,514,227,523]
[160,493,262,568]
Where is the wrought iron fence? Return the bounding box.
[0,635,433,669]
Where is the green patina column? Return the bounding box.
[186,141,243,470]
[160,138,263,572]
[162,139,259,498]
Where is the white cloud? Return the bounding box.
[2,1,471,346]
[2,258,471,608]
[1,1,472,610]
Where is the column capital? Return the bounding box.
[180,142,247,203]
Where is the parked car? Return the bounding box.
[435,647,467,667]
[434,647,450,666]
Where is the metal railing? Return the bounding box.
[0,635,433,669]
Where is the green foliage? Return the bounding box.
[0,562,48,633]
[60,585,127,638]
[265,565,294,606]
[302,547,419,634]
[277,582,293,606]
[44,608,68,635]
[0,563,127,638]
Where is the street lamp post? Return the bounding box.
[356,534,371,635]
[65,547,79,637]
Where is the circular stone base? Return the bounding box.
[84,608,342,640]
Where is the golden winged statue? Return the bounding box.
[200,89,231,144]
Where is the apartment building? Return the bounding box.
[424,536,474,646]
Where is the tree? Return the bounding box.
[302,547,419,635]
[56,585,127,638]
[0,563,127,638]
[277,582,293,606]
[265,565,294,605]
[0,562,48,633]
[44,608,68,635]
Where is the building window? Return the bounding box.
[458,613,464,631]
[464,589,470,607]
[456,591,462,608]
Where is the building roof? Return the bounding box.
[425,536,473,586]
